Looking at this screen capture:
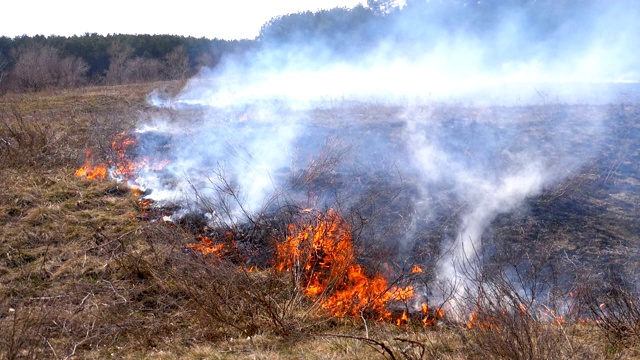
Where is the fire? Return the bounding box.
[75,131,168,182]
[466,311,501,330]
[467,311,480,329]
[132,187,144,197]
[465,303,568,329]
[186,232,240,260]
[184,209,446,326]
[75,150,108,180]
[138,199,153,208]
[519,303,527,315]
[466,305,505,330]
[76,133,454,326]
[276,209,415,321]
[541,307,566,326]
[396,311,409,326]
[420,302,444,326]
[187,235,226,256]
[390,286,415,302]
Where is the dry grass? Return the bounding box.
[1,82,639,359]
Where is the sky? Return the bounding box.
[3,0,366,40]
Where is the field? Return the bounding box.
[2,81,640,359]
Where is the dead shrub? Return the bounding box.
[584,284,640,348]
[168,242,326,339]
[459,255,594,360]
[0,106,56,168]
[112,218,324,342]
[465,299,577,360]
[0,299,50,360]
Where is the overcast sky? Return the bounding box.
[2,0,366,40]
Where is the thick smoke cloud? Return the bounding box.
[159,0,639,108]
[139,0,637,303]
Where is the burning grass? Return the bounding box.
[2,83,640,359]
[276,209,403,320]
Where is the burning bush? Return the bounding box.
[177,207,445,327]
[276,209,411,321]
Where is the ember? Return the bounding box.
[187,235,227,257]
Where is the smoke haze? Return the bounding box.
[155,0,639,108]
[137,0,638,303]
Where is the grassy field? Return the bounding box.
[2,82,640,359]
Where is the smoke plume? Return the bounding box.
[138,0,638,305]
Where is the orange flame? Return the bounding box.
[390,286,415,302]
[75,131,169,182]
[177,209,448,326]
[187,233,239,259]
[111,132,140,181]
[75,150,108,180]
[138,199,153,208]
[466,304,569,329]
[132,187,144,197]
[419,302,444,326]
[541,307,566,326]
[466,310,502,330]
[467,312,478,329]
[396,311,409,326]
[276,209,415,321]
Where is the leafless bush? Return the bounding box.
[105,41,133,85]
[464,285,570,359]
[0,300,50,360]
[194,51,220,71]
[121,57,165,84]
[115,216,324,340]
[458,256,595,360]
[10,44,88,92]
[0,106,75,168]
[583,284,640,347]
[105,41,171,85]
[146,234,325,340]
[174,257,319,337]
[0,227,133,358]
[164,45,191,80]
[321,333,428,360]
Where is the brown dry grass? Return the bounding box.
[1,82,639,359]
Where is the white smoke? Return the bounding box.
[155,0,640,109]
[132,107,301,221]
[135,0,637,305]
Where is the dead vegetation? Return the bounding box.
[1,82,640,359]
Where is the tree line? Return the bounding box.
[257,0,613,59]
[0,34,254,93]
